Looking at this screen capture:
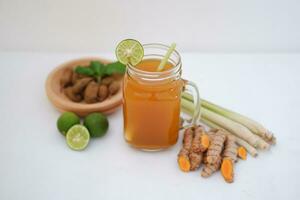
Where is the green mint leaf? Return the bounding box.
[105,61,126,75]
[75,66,95,76]
[90,61,105,77]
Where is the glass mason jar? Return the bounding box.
[123,43,200,150]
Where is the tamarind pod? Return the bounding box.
[72,77,93,94]
[60,68,73,88]
[98,84,109,102]
[101,77,114,85]
[108,81,120,95]
[64,87,82,102]
[84,81,99,103]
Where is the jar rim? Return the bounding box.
[127,43,182,80]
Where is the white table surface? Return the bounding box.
[0,52,299,200]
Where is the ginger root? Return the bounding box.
[223,135,238,163]
[190,126,204,170]
[238,146,247,160]
[221,158,234,183]
[178,148,191,172]
[182,127,194,149]
[220,134,238,183]
[200,134,210,152]
[201,130,226,177]
[206,130,226,164]
[177,127,252,183]
[177,127,194,172]
[201,157,222,178]
[189,152,203,171]
[191,126,205,153]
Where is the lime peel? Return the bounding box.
[57,112,80,136]
[83,113,109,138]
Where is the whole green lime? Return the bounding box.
[83,113,109,137]
[57,112,80,136]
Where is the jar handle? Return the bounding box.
[182,79,201,125]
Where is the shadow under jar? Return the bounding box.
[123,43,200,151]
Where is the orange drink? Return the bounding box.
[123,44,199,150]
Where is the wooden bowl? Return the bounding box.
[45,57,123,116]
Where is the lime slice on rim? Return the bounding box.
[66,125,90,151]
[115,39,144,65]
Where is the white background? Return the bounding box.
[0,1,300,200]
[0,52,299,200]
[0,0,300,52]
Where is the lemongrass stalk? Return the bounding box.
[181,102,258,156]
[181,98,195,113]
[182,92,194,102]
[181,99,270,150]
[202,99,275,144]
[201,117,258,157]
[182,92,276,144]
[157,43,176,71]
[201,108,269,150]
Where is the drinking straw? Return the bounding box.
[157,43,176,71]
